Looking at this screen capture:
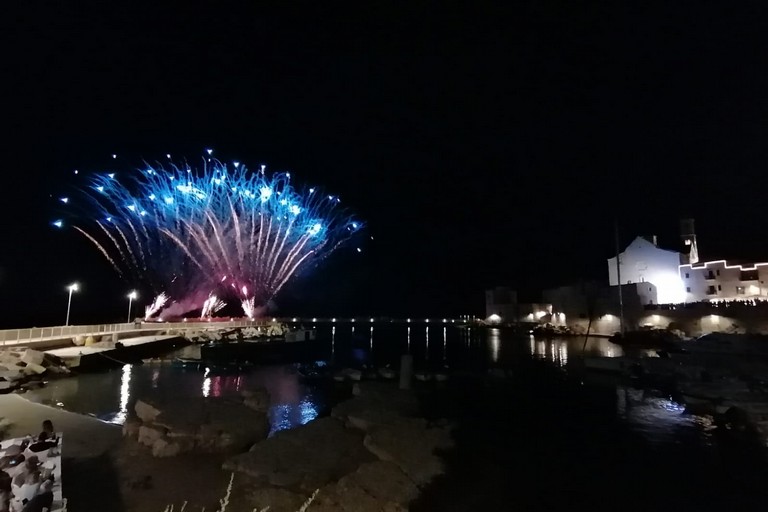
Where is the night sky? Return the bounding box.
[4,2,768,328]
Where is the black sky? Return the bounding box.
[3,1,768,327]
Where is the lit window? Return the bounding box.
[736,286,745,295]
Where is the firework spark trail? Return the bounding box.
[145,292,169,319]
[59,156,363,315]
[73,226,122,274]
[201,293,226,318]
[241,297,256,319]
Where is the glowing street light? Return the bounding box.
[65,283,79,326]
[127,290,138,323]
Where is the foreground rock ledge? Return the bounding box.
[228,382,454,511]
[126,395,270,457]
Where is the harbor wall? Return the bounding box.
[563,303,768,337]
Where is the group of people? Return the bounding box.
[0,421,58,512]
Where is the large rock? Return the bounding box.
[21,349,44,366]
[134,396,269,454]
[23,363,46,375]
[134,400,162,423]
[151,437,181,458]
[122,418,141,438]
[338,461,418,505]
[224,417,373,489]
[247,487,309,512]
[138,424,166,447]
[241,388,270,412]
[313,478,408,512]
[363,419,453,486]
[332,382,421,432]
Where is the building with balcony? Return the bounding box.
[679,260,768,302]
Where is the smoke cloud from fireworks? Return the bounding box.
[58,154,363,316]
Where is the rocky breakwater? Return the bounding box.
[123,388,271,457]
[224,382,454,512]
[0,348,69,393]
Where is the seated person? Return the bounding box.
[0,445,25,472]
[15,472,41,503]
[27,422,57,454]
[0,472,10,512]
[10,458,38,490]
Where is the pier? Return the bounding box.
[0,317,467,348]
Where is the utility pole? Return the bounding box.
[614,219,625,334]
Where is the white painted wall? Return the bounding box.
[607,237,685,304]
[680,260,768,302]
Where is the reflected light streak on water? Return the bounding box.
[202,367,211,397]
[109,363,132,425]
[426,326,430,358]
[489,328,500,362]
[370,326,374,352]
[443,327,447,360]
[407,326,411,353]
[331,326,336,356]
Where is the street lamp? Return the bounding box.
[127,290,138,323]
[65,283,79,326]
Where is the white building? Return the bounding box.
[607,236,687,305]
[679,260,768,302]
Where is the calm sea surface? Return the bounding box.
[23,325,768,509]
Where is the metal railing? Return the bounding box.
[0,317,467,347]
[0,320,265,346]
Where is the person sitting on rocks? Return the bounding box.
[15,471,41,504]
[37,421,54,443]
[28,422,57,454]
[0,471,11,512]
[11,457,39,489]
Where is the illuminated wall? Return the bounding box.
[484,287,518,322]
[607,236,686,304]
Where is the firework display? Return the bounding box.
[144,292,169,319]
[201,293,226,318]
[56,154,362,317]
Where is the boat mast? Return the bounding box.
[614,219,625,334]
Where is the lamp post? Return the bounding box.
[65,283,79,326]
[127,290,138,323]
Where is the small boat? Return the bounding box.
[378,367,396,380]
[172,357,204,369]
[297,362,330,381]
[414,371,432,382]
[611,329,681,349]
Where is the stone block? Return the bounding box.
[242,388,270,412]
[134,399,162,423]
[362,420,453,486]
[23,363,46,375]
[151,437,181,457]
[138,424,166,447]
[122,418,142,438]
[21,349,44,366]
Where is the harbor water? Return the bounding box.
[23,325,768,510]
